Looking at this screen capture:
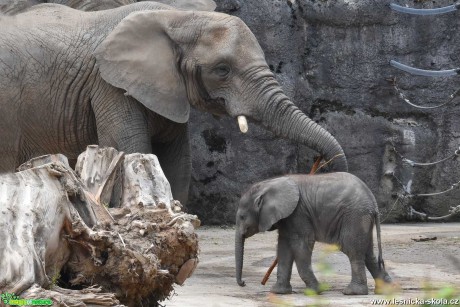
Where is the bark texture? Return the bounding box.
[0,146,200,307]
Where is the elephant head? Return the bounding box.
[94,9,348,171]
[235,177,299,286]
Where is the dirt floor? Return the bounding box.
[165,223,460,307]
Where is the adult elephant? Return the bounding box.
[0,0,216,14]
[0,2,348,204]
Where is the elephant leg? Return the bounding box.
[0,124,21,172]
[91,87,152,154]
[0,150,18,172]
[341,218,371,295]
[291,234,319,292]
[343,257,368,295]
[271,231,294,294]
[153,123,191,205]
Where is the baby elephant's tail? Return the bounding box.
[375,212,385,270]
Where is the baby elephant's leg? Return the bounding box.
[271,231,294,294]
[341,217,373,295]
[343,255,368,295]
[291,234,319,292]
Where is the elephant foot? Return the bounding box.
[343,283,368,295]
[270,282,292,294]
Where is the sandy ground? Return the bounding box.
[165,223,460,307]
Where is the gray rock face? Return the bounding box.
[188,0,460,224]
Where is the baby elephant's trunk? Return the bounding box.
[235,232,246,287]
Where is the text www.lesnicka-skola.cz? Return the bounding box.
[371,298,460,305]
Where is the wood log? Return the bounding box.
[76,147,176,211]
[16,153,70,171]
[0,161,97,295]
[22,284,122,307]
[0,147,200,307]
[75,145,124,207]
[121,153,174,211]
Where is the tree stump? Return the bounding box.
[0,146,200,307]
[75,145,124,205]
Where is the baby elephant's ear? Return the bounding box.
[94,10,189,123]
[258,177,299,232]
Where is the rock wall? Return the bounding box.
[188,0,460,224]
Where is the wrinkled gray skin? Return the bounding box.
[0,0,216,14]
[0,3,347,205]
[235,173,392,295]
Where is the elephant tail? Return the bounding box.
[375,212,385,270]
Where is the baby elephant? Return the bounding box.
[235,172,392,295]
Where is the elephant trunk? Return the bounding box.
[235,231,246,287]
[252,75,348,172]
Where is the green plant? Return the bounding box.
[420,281,460,307]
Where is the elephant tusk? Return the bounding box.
[237,116,248,133]
[390,3,460,15]
[390,60,460,77]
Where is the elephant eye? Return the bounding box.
[213,64,231,78]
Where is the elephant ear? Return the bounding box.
[257,177,299,232]
[94,11,189,123]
